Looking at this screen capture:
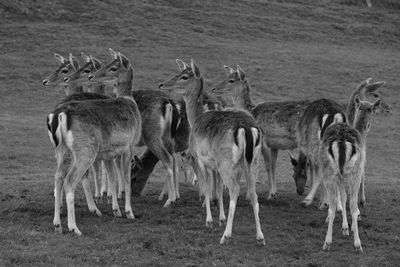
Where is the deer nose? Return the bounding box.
[63,77,69,82]
[42,79,49,86]
[88,74,94,81]
[158,83,164,89]
[211,88,216,93]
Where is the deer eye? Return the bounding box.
[229,80,235,83]
[181,76,188,80]
[372,93,380,98]
[61,69,69,74]
[110,67,117,72]
[83,69,91,73]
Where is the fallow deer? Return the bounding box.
[319,96,380,252]
[161,59,265,245]
[53,55,141,235]
[85,49,180,207]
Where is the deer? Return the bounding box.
[319,96,380,252]
[161,59,265,246]
[83,49,181,207]
[52,55,142,235]
[298,78,388,209]
[211,65,311,199]
[211,66,392,202]
[44,52,120,204]
[158,59,229,203]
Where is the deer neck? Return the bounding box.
[234,79,255,111]
[346,85,368,126]
[184,76,205,128]
[115,68,134,98]
[64,84,83,96]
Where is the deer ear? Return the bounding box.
[288,152,297,167]
[118,52,130,69]
[176,59,188,71]
[365,81,386,93]
[237,65,246,81]
[354,95,361,109]
[190,59,201,79]
[81,52,91,63]
[109,48,118,59]
[54,53,67,64]
[224,65,235,74]
[69,53,80,70]
[90,55,102,71]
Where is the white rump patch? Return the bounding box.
[333,113,344,124]
[66,130,74,148]
[47,113,56,147]
[327,141,339,172]
[321,114,329,129]
[345,141,358,166]
[251,127,259,147]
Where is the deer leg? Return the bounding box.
[114,157,125,200]
[64,153,94,236]
[359,173,366,208]
[104,160,121,217]
[323,183,337,251]
[91,161,101,203]
[53,151,69,234]
[270,147,279,198]
[220,172,240,245]
[303,162,321,206]
[338,183,348,236]
[350,181,363,252]
[81,170,101,217]
[261,144,274,199]
[100,161,107,198]
[121,153,134,219]
[216,173,226,226]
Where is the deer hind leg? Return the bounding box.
[220,168,241,245]
[323,182,337,251]
[91,161,101,203]
[81,170,101,217]
[269,147,279,198]
[350,179,363,252]
[53,150,70,234]
[261,143,274,200]
[100,161,107,198]
[338,183,349,236]
[114,157,125,200]
[103,160,121,217]
[121,153,135,219]
[64,151,95,236]
[214,171,226,226]
[359,173,366,208]
[303,162,321,206]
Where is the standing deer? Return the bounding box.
[86,49,180,207]
[52,57,141,235]
[161,59,265,245]
[319,96,380,252]
[212,65,310,199]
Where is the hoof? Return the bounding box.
[267,192,277,200]
[126,211,135,220]
[319,203,328,210]
[163,199,175,208]
[113,209,122,217]
[322,242,331,251]
[257,238,266,246]
[342,228,349,236]
[69,228,82,236]
[206,221,213,229]
[220,235,230,245]
[54,224,62,234]
[355,245,363,253]
[302,199,312,207]
[92,209,102,217]
[219,219,226,227]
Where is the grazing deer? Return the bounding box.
[53,55,142,235]
[86,49,181,207]
[161,59,264,245]
[212,65,311,199]
[296,98,347,208]
[319,96,380,252]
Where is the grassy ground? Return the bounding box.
[1,0,400,266]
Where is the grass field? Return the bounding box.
[1,0,400,266]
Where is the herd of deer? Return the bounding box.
[42,49,392,252]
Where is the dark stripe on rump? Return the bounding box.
[319,114,334,139]
[244,127,254,164]
[338,141,346,176]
